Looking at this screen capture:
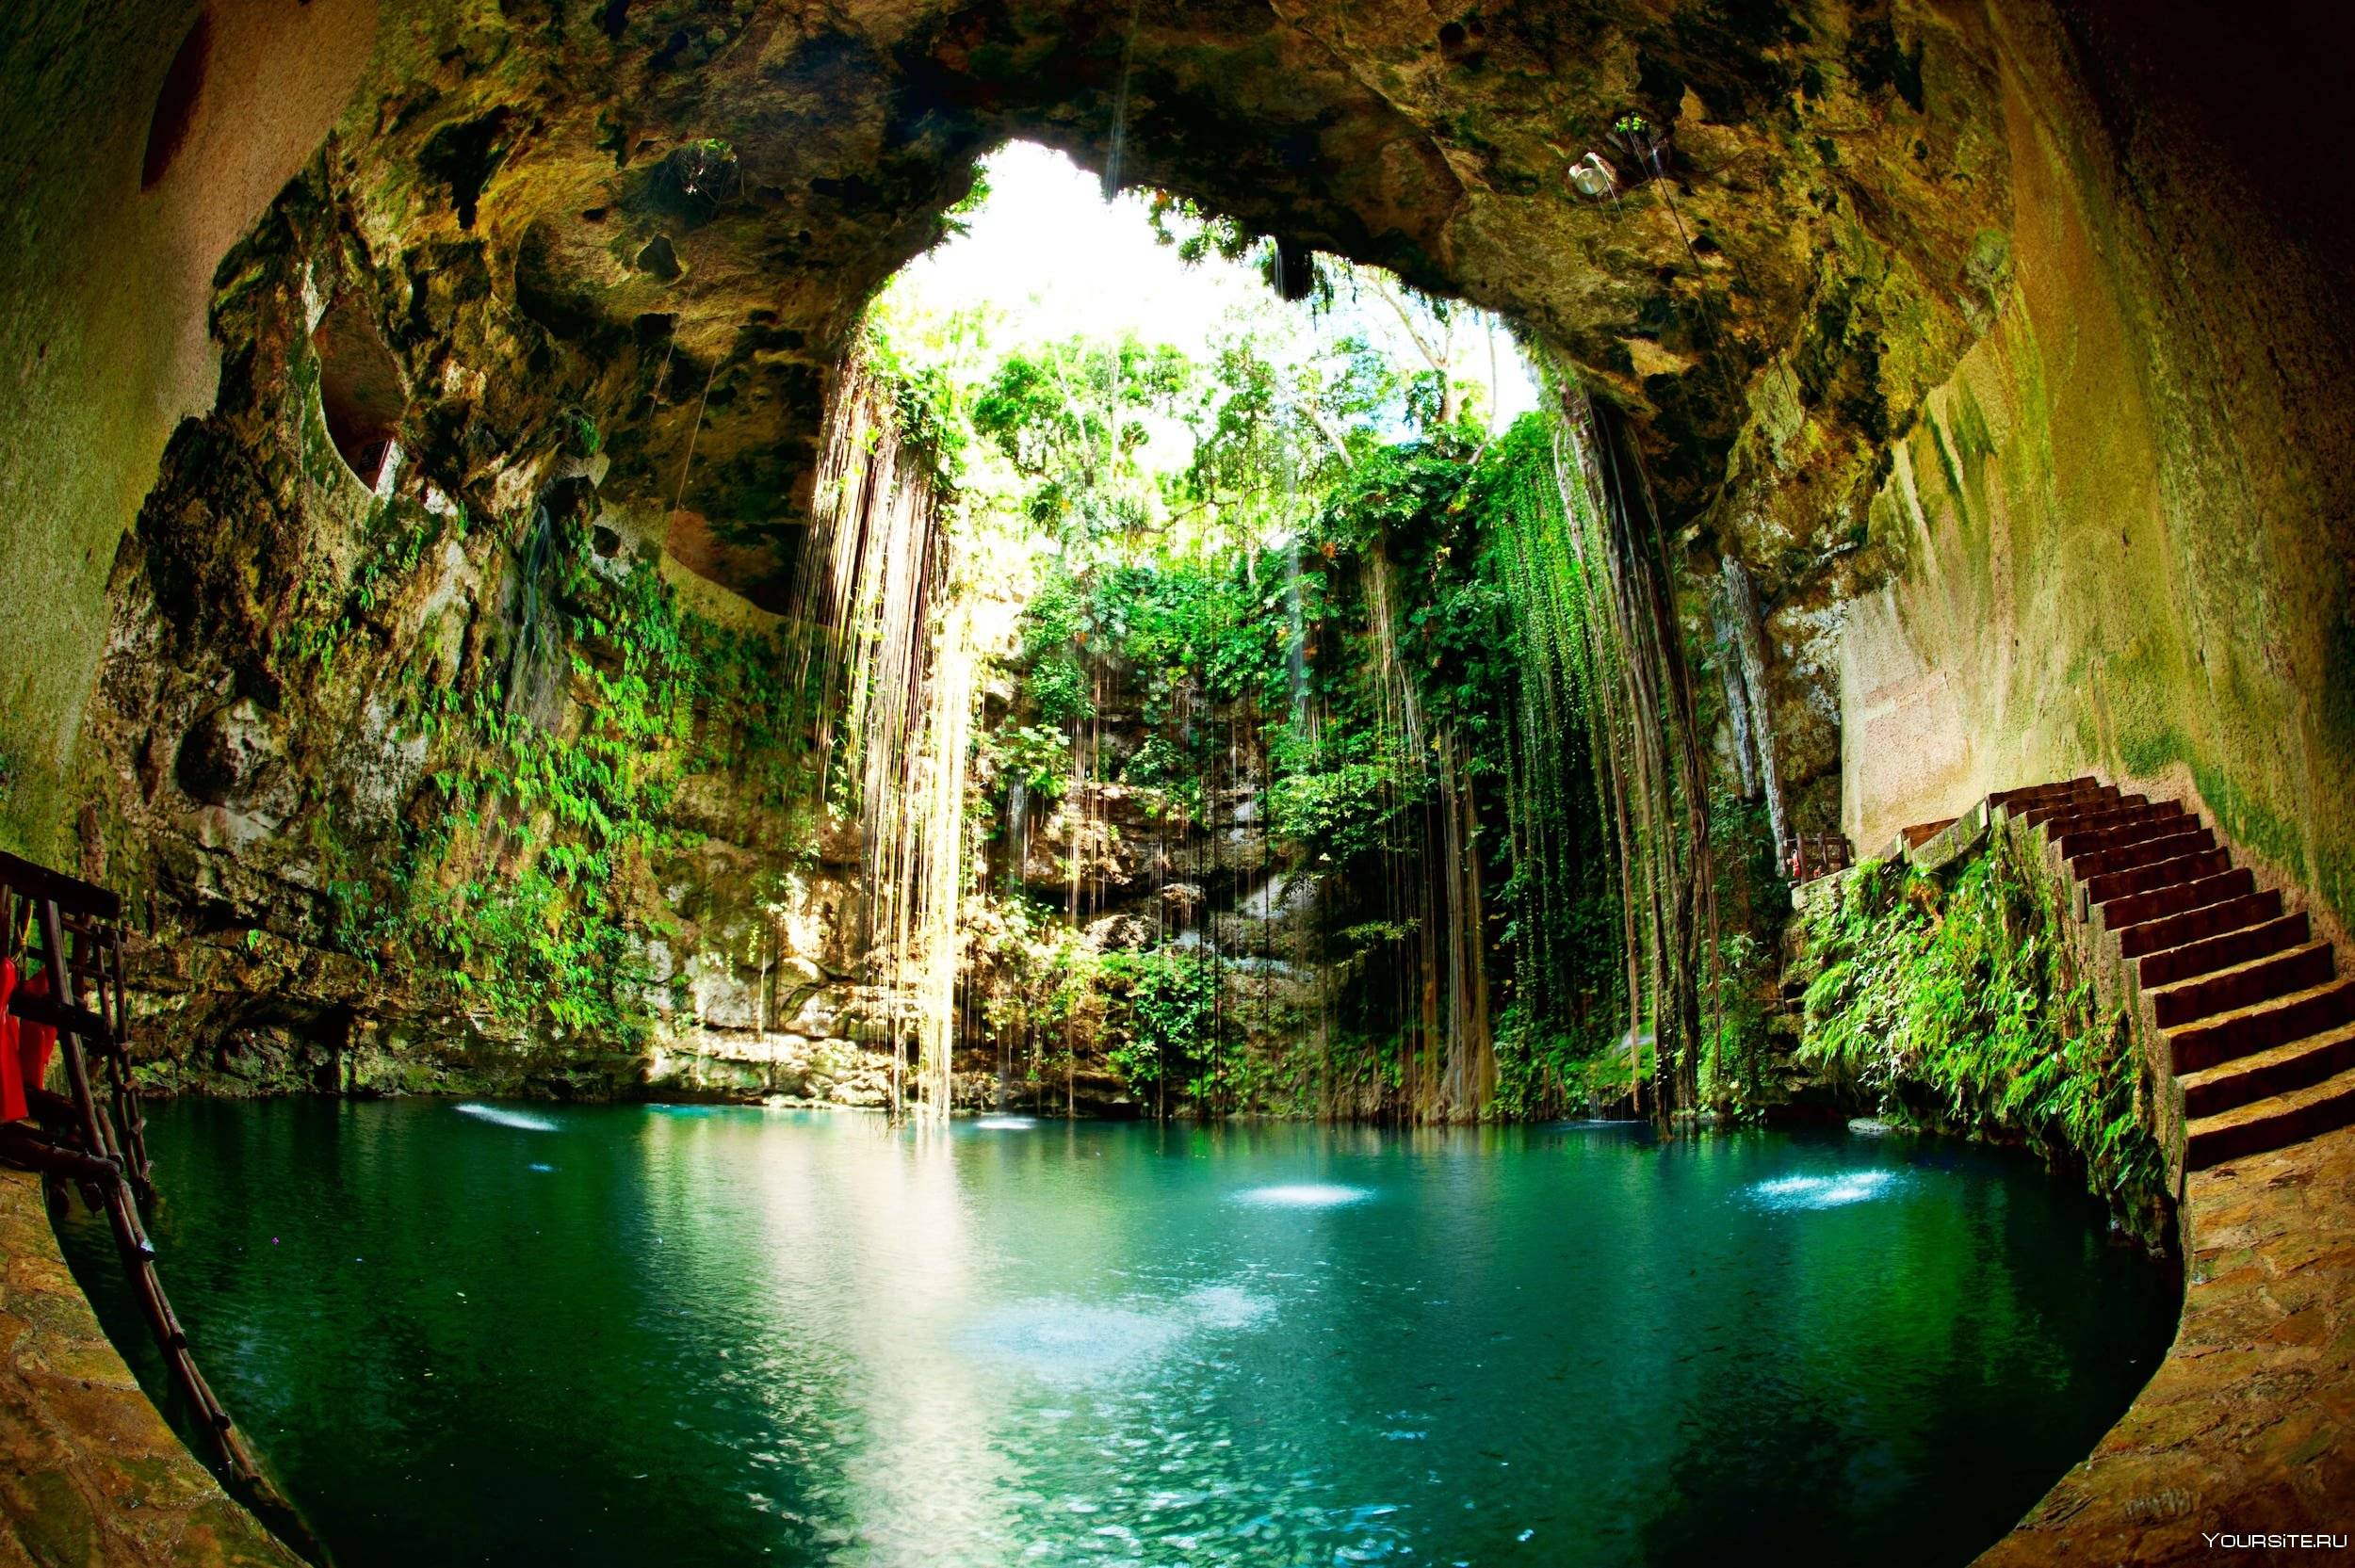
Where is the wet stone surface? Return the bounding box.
[1981,1125,2355,1564]
[0,1171,298,1566]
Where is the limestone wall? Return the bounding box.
[1838,1,2355,934]
[0,0,377,863]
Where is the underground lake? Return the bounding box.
[59,1101,2179,1567]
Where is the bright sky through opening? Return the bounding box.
[876,141,1541,435]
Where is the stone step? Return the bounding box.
[2022,788,2134,829]
[1989,775,2104,812]
[2085,847,2233,907]
[2037,800,2156,842]
[2006,774,2112,803]
[2103,866,2258,937]
[2139,911,2310,990]
[2050,803,2193,861]
[2148,940,2335,1029]
[2069,826,2217,881]
[2185,1062,2355,1171]
[2169,977,2355,1075]
[2044,805,2167,857]
[1899,817,1957,850]
[2180,1021,2355,1121]
[2119,886,2282,962]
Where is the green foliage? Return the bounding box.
[865,217,1631,1121]
[1494,1003,1648,1119]
[938,166,993,241]
[561,409,602,456]
[1795,837,2169,1242]
[859,323,967,485]
[1024,657,1092,728]
[273,498,451,680]
[1144,191,1259,266]
[988,723,1073,800]
[1099,944,1219,1099]
[283,495,806,1045]
[970,337,1192,534]
[1264,724,1422,863]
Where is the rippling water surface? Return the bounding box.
[61,1103,2178,1567]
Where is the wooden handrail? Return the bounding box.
[0,849,120,920]
[0,857,286,1518]
[1788,831,1855,884]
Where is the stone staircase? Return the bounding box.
[1987,777,2355,1172]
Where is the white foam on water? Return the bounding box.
[455,1103,559,1132]
[959,1301,1184,1381]
[964,1277,1275,1384]
[1748,1170,1901,1210]
[1180,1284,1274,1330]
[973,1116,1038,1130]
[1232,1183,1372,1209]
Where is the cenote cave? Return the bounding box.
[2,2,2351,1565]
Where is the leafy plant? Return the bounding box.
[1794,834,2169,1243]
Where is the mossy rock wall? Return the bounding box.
[1833,4,2355,934]
[70,167,895,1102]
[1789,821,2170,1246]
[0,0,376,862]
[2,0,2348,1097]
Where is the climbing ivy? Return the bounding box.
[1794,831,2170,1244]
[281,491,810,1047]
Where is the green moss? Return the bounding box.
[1947,382,1997,462]
[1793,835,2170,1245]
[2188,757,2306,890]
[271,501,812,1046]
[1925,412,1967,520]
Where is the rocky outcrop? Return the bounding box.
[66,170,909,1106]
[1831,3,2355,944]
[0,0,2338,922]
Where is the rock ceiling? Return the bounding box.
[328,0,2007,608]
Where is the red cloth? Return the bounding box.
[0,961,23,1123]
[16,967,56,1109]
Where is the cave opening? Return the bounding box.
[792,139,1566,1127]
[311,292,408,492]
[47,126,2181,1568]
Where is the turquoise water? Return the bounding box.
[61,1103,2178,1566]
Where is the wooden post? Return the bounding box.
[0,855,295,1521]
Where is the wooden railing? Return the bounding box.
[1787,832,1854,885]
[0,849,289,1515]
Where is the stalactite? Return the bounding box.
[785,353,972,1123]
[1718,553,1787,858]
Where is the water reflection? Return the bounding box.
[1747,1170,1907,1209]
[58,1107,2178,1568]
[452,1102,560,1131]
[1231,1183,1373,1208]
